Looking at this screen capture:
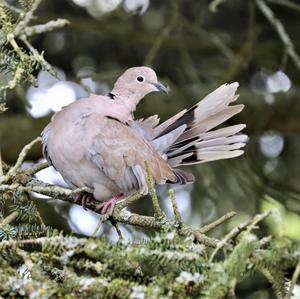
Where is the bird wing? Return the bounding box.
[128,115,161,143]
[88,115,176,193]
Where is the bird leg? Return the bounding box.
[74,192,94,210]
[97,194,124,215]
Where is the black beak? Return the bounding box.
[153,82,169,94]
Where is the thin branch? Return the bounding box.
[266,0,300,12]
[144,162,163,218]
[14,0,42,36]
[209,210,273,261]
[186,229,220,247]
[209,0,228,12]
[0,211,19,228]
[114,193,143,211]
[0,180,220,247]
[258,235,273,247]
[0,137,41,184]
[168,189,183,225]
[0,182,91,198]
[91,215,107,237]
[0,0,69,97]
[23,19,70,37]
[256,0,300,71]
[199,211,236,234]
[110,218,123,240]
[245,209,273,234]
[26,162,49,176]
[1,0,25,14]
[20,37,56,75]
[285,262,300,299]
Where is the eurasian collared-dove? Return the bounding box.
[41,66,247,214]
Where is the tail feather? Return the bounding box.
[153,109,187,138]
[196,124,246,140]
[135,82,247,184]
[167,138,199,158]
[168,169,195,184]
[196,149,245,162]
[197,142,246,152]
[195,134,248,148]
[167,153,194,167]
[193,82,239,122]
[176,105,244,143]
[151,124,186,153]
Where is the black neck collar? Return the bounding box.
[108,92,116,100]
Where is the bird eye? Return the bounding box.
[136,75,145,83]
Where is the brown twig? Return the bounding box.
[26,162,49,175]
[285,262,300,299]
[168,188,183,225]
[144,161,163,218]
[110,218,123,240]
[199,211,236,234]
[0,211,19,228]
[209,210,273,262]
[0,137,41,184]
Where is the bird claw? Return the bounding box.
[97,194,124,215]
[74,192,94,210]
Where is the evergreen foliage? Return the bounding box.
[0,0,68,103]
[0,1,299,298]
[0,226,298,298]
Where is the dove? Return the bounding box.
[41,66,247,214]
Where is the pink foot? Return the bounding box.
[97,194,124,215]
[74,192,94,210]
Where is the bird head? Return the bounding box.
[111,66,169,99]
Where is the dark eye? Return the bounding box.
[136,75,145,82]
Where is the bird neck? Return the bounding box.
[110,88,143,117]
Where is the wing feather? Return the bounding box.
[89,116,175,193]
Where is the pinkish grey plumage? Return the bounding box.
[41,66,247,204]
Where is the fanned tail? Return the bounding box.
[149,82,247,184]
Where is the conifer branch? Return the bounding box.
[23,19,70,37]
[168,189,183,225]
[26,162,49,176]
[209,210,272,262]
[256,0,300,70]
[144,161,163,218]
[199,211,236,234]
[0,137,41,184]
[0,211,19,228]
[0,0,69,99]
[286,262,300,299]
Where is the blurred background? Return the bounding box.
[1,0,300,273]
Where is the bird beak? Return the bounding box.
[153,82,169,94]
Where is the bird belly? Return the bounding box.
[46,126,121,201]
[52,154,120,202]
